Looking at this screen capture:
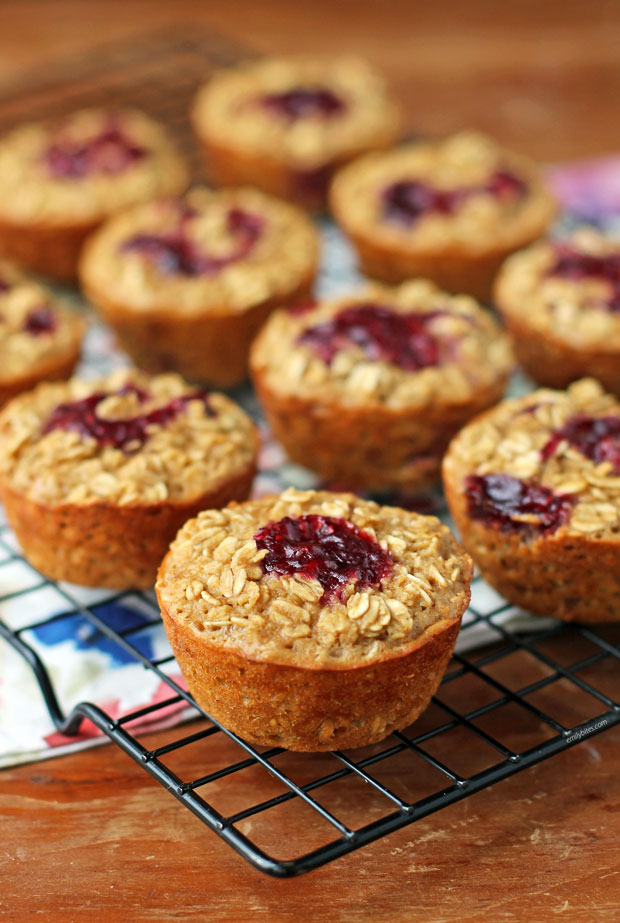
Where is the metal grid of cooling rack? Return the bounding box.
[1,530,618,877]
[0,26,619,878]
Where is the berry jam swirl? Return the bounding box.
[120,207,264,277]
[259,86,347,120]
[22,306,57,336]
[42,384,213,451]
[466,473,575,535]
[254,514,393,602]
[297,303,443,371]
[542,415,620,474]
[547,245,620,314]
[382,169,527,228]
[42,123,148,179]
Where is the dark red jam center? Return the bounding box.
[260,86,346,120]
[542,415,620,473]
[254,514,393,602]
[298,303,442,370]
[42,384,212,451]
[120,207,263,277]
[547,246,620,314]
[0,275,11,293]
[466,474,575,535]
[23,305,56,335]
[42,124,148,179]
[382,169,527,227]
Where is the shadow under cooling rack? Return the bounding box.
[1,521,618,877]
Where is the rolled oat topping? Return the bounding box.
[252,279,513,408]
[157,489,470,665]
[192,56,399,167]
[0,370,256,506]
[80,186,318,314]
[447,378,620,538]
[331,132,554,251]
[0,108,188,224]
[0,266,83,382]
[495,228,620,347]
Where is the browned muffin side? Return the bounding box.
[80,186,319,387]
[0,370,258,587]
[330,131,556,300]
[250,279,513,490]
[0,108,188,280]
[157,488,473,751]
[443,378,620,622]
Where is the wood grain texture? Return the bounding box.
[2,718,620,921]
[1,1,620,918]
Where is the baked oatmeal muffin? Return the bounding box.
[443,378,620,623]
[0,261,84,407]
[0,108,188,280]
[330,131,556,300]
[191,55,400,211]
[157,488,472,750]
[79,186,319,387]
[495,228,620,396]
[250,280,514,490]
[0,369,258,588]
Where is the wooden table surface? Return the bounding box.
[1,1,620,920]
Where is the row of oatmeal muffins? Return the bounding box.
[1,366,617,752]
[0,54,554,299]
[0,363,475,751]
[4,243,620,500]
[1,88,618,398]
[0,54,618,755]
[0,53,615,399]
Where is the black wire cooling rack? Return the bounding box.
[0,26,619,878]
[1,524,619,877]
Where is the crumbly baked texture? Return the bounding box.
[495,228,620,396]
[330,131,556,300]
[250,279,513,489]
[0,261,84,406]
[191,55,400,210]
[0,108,188,280]
[443,378,620,622]
[157,488,472,750]
[0,369,258,587]
[79,186,319,386]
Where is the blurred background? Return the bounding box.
[0,0,618,160]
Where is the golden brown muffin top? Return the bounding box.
[330,131,555,253]
[443,378,620,541]
[495,228,620,350]
[192,55,400,168]
[0,369,257,506]
[251,279,513,409]
[157,488,472,667]
[80,186,319,315]
[0,108,188,225]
